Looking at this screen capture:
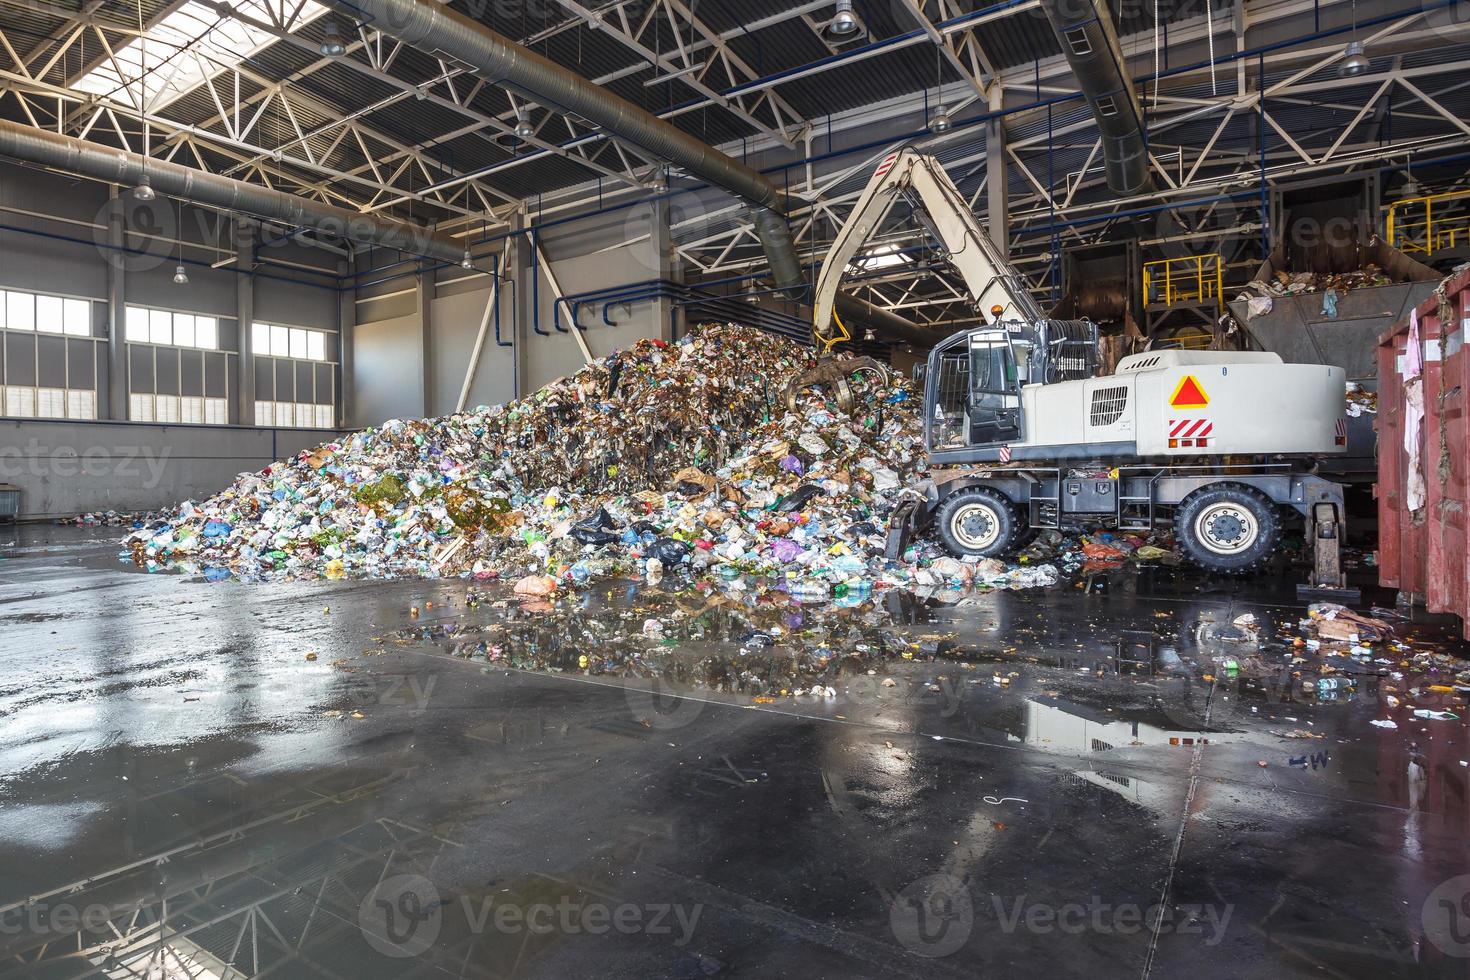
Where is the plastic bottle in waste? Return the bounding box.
[791,580,830,602]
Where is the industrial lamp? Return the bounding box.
[1339,39,1370,77]
[1339,0,1369,77]
[461,250,475,270]
[319,20,346,57]
[173,264,189,285]
[134,173,155,201]
[826,0,866,39]
[514,108,536,140]
[929,105,953,133]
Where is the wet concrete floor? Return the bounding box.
[1,523,1468,978]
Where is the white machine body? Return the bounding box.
[1022,350,1347,459]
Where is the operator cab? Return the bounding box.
[924,318,1099,454]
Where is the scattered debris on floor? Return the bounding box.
[122,323,1183,598]
[59,510,158,527]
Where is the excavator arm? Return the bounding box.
[813,147,1045,341]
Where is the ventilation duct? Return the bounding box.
[323,0,931,344]
[1039,0,1152,195]
[0,117,465,263]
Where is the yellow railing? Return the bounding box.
[1142,254,1223,307]
[1386,189,1470,255]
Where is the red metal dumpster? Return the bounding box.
[1377,266,1470,637]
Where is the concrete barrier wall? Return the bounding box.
[0,418,340,519]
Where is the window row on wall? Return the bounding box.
[254,354,336,429]
[0,289,94,336]
[125,306,220,350]
[0,330,103,419]
[254,401,334,428]
[128,394,229,425]
[0,297,340,428]
[4,386,95,419]
[252,322,328,361]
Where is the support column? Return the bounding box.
[337,257,354,429]
[105,187,127,420]
[235,221,255,426]
[510,211,533,400]
[416,260,433,417]
[986,85,1009,257]
[650,197,678,341]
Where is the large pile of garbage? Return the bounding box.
[124,324,1072,594]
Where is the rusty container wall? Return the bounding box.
[1376,266,1470,638]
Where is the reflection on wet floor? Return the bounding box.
[1,525,1469,979]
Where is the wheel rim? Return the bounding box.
[1194,501,1259,555]
[951,501,1001,550]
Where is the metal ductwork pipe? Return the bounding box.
[0,116,465,264]
[1039,0,1152,195]
[325,0,934,344]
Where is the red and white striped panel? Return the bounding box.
[1335,418,1347,444]
[876,151,900,177]
[998,445,1012,463]
[1169,418,1214,448]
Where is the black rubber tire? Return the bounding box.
[1013,524,1040,550]
[935,487,1021,559]
[1174,482,1281,574]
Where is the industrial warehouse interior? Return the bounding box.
[2,0,1470,975]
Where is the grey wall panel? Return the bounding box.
[314,361,334,401]
[255,355,274,400]
[204,352,227,398]
[127,265,237,318]
[274,358,294,400]
[35,335,65,387]
[0,228,108,300]
[154,347,180,395]
[179,349,203,396]
[356,290,416,324]
[127,345,152,392]
[256,277,337,329]
[67,340,96,387]
[6,333,35,385]
[428,285,515,415]
[295,360,314,402]
[0,418,344,518]
[351,313,423,425]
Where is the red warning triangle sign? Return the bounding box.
[1170,375,1209,409]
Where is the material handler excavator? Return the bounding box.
[812,147,1351,590]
